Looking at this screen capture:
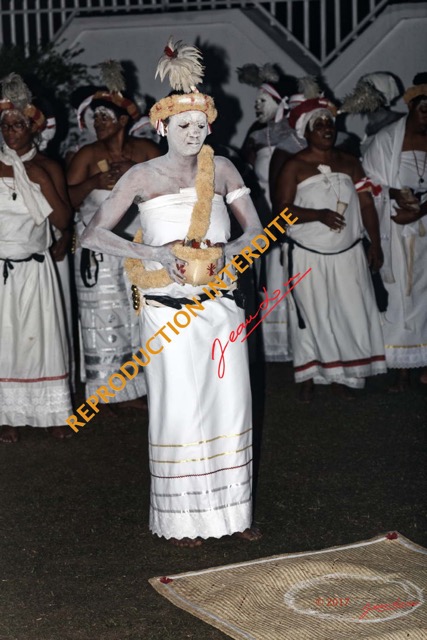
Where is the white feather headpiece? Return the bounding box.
[1,73,32,110]
[155,38,204,93]
[298,76,321,99]
[98,60,126,94]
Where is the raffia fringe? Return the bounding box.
[149,93,217,128]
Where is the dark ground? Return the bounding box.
[1,364,426,640]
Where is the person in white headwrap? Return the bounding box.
[362,75,427,390]
[0,74,73,442]
[275,97,386,402]
[67,61,161,409]
[238,64,303,362]
[80,39,263,547]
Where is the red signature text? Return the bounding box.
[211,269,311,378]
[359,599,420,620]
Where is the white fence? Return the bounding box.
[0,0,390,67]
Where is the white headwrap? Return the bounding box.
[360,72,400,107]
[260,83,289,123]
[0,145,52,225]
[295,108,335,139]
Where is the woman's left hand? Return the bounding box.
[392,208,422,225]
[367,241,384,273]
[51,229,71,262]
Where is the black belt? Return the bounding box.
[144,288,245,310]
[1,253,45,284]
[285,236,362,329]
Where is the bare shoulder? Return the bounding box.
[214,155,246,194]
[335,149,360,172]
[214,155,241,180]
[35,152,63,174]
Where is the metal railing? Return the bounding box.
[0,0,390,67]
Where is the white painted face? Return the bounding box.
[254,89,279,123]
[167,110,208,156]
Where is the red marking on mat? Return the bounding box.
[386,532,398,540]
[160,577,173,584]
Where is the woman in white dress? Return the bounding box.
[81,40,263,547]
[0,74,73,442]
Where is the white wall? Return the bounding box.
[59,4,426,147]
[59,9,309,148]
[325,3,427,138]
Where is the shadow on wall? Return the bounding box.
[195,38,243,155]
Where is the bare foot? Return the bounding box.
[0,425,19,444]
[331,383,356,400]
[168,537,203,548]
[233,526,263,542]
[47,426,73,440]
[388,369,410,393]
[298,379,314,404]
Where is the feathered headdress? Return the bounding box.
[76,60,140,130]
[0,73,46,131]
[339,81,385,114]
[149,38,217,131]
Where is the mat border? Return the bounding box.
[148,532,427,640]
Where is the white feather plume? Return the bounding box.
[298,76,320,99]
[155,38,204,93]
[99,60,126,94]
[260,64,280,84]
[1,73,32,109]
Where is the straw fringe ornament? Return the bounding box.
[124,145,221,291]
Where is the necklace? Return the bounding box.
[1,176,17,200]
[412,150,427,185]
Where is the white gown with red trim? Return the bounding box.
[136,188,253,540]
[287,171,387,387]
[0,180,72,426]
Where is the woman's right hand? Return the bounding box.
[95,167,121,190]
[318,208,346,231]
[153,241,188,285]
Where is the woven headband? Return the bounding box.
[77,91,140,129]
[403,84,427,104]
[149,92,217,131]
[0,100,46,132]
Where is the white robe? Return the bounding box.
[362,118,427,368]
[0,180,72,426]
[136,188,252,540]
[75,189,146,401]
[287,171,387,388]
[251,120,306,362]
